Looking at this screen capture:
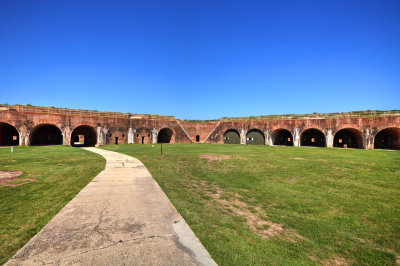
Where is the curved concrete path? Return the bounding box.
[6,148,217,266]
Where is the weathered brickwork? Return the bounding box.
[177,121,219,143]
[0,110,191,146]
[0,109,399,149]
[206,117,400,149]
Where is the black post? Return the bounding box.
[161,143,163,155]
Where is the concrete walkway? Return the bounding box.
[6,148,217,266]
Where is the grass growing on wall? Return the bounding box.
[102,143,400,265]
[0,146,105,264]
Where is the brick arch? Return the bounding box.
[270,127,293,134]
[30,123,63,146]
[216,125,242,144]
[0,122,20,146]
[373,123,400,135]
[220,124,242,132]
[71,125,97,147]
[268,124,294,133]
[300,128,326,147]
[158,128,174,143]
[332,124,363,135]
[333,128,363,149]
[0,120,19,129]
[30,121,64,132]
[271,128,294,146]
[299,125,327,135]
[374,127,400,150]
[246,128,265,145]
[224,129,240,144]
[70,122,98,131]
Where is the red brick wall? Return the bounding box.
[0,109,399,149]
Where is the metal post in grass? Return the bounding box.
[161,143,163,155]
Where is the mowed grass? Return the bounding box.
[0,146,105,264]
[102,143,400,265]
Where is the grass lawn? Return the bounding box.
[102,143,400,265]
[0,146,105,264]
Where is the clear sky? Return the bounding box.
[0,0,399,120]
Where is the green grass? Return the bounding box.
[102,143,400,265]
[0,146,105,264]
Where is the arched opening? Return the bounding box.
[134,128,151,144]
[374,127,400,150]
[196,135,200,142]
[272,129,293,146]
[224,129,240,144]
[0,122,19,146]
[301,128,326,147]
[246,129,265,145]
[30,124,62,146]
[334,128,363,149]
[158,128,173,143]
[71,125,97,147]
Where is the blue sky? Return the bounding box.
[0,0,399,119]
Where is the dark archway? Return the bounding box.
[246,129,265,145]
[30,124,62,146]
[272,129,293,146]
[196,135,200,142]
[71,125,97,147]
[334,128,363,149]
[374,127,400,150]
[0,122,19,146]
[301,128,326,147]
[158,128,173,143]
[224,129,240,144]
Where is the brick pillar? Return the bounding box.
[152,129,158,144]
[293,128,300,147]
[265,130,273,146]
[363,128,374,149]
[326,129,333,148]
[97,126,108,146]
[17,127,29,146]
[23,130,30,146]
[62,126,72,146]
[240,129,247,145]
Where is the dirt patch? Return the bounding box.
[0,171,37,187]
[283,176,297,183]
[199,155,233,163]
[198,181,303,241]
[0,171,23,179]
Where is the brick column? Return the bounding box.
[240,129,247,145]
[293,128,300,147]
[326,129,333,148]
